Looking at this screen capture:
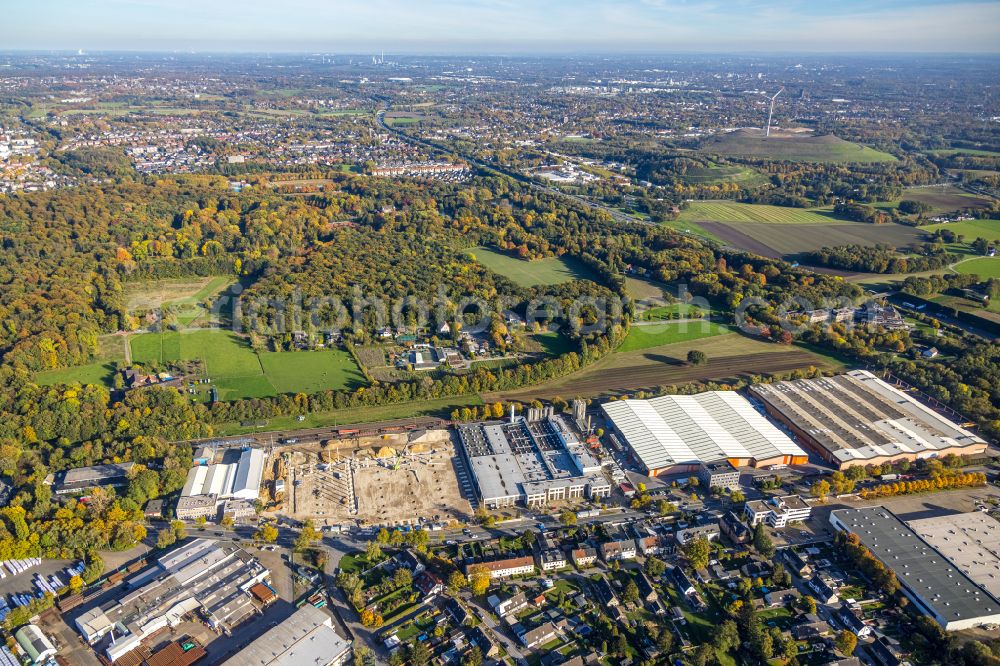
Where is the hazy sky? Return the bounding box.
[3,0,1000,54]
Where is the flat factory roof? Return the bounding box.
[223,604,351,666]
[750,370,985,464]
[908,512,1000,599]
[601,391,805,471]
[830,507,1000,627]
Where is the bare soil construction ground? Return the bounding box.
[276,432,471,526]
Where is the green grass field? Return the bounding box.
[35,361,118,387]
[212,394,484,436]
[129,329,365,400]
[954,257,1000,278]
[922,218,1000,243]
[700,131,897,164]
[470,247,596,286]
[927,148,1000,157]
[677,201,841,225]
[679,163,770,187]
[618,320,729,353]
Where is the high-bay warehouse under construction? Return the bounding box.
[456,407,612,510]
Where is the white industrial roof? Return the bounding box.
[601,391,805,470]
[181,448,264,500]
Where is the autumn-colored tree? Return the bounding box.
[468,565,491,596]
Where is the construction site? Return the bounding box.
[264,427,473,527]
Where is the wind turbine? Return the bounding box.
[765,87,784,138]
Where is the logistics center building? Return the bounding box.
[749,370,986,470]
[600,391,808,476]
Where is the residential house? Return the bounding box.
[636,535,663,557]
[784,548,812,577]
[445,598,471,626]
[719,511,750,545]
[571,547,598,568]
[464,554,535,580]
[792,613,832,641]
[671,567,696,596]
[593,577,619,608]
[415,572,444,598]
[470,626,499,658]
[635,573,659,604]
[809,575,839,604]
[599,536,637,562]
[397,549,426,575]
[764,588,801,607]
[489,591,528,617]
[836,603,873,638]
[518,622,557,649]
[674,523,719,547]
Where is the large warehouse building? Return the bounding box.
[75,539,271,662]
[600,391,807,476]
[181,447,265,501]
[750,370,986,469]
[830,507,1000,631]
[456,413,611,509]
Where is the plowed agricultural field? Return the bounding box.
[701,221,925,258]
[485,333,842,402]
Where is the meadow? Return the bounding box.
[126,276,236,327]
[129,329,365,400]
[618,320,729,353]
[954,257,1000,279]
[699,131,897,164]
[470,247,596,286]
[922,218,1000,243]
[869,186,994,215]
[678,163,769,187]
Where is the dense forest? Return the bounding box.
[800,244,960,273]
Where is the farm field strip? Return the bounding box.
[677,201,841,225]
[486,333,842,402]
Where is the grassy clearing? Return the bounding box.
[129,329,365,400]
[126,276,236,327]
[921,218,1000,243]
[470,247,596,286]
[35,361,118,387]
[679,163,769,186]
[677,201,842,225]
[619,320,729,352]
[527,332,575,357]
[624,276,666,301]
[259,349,366,394]
[954,257,1000,278]
[213,394,484,436]
[700,131,897,163]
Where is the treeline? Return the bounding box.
[900,272,989,297]
[835,531,899,595]
[858,472,986,499]
[800,244,959,273]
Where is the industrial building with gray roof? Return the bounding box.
[457,414,610,509]
[830,507,1000,631]
[750,370,986,469]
